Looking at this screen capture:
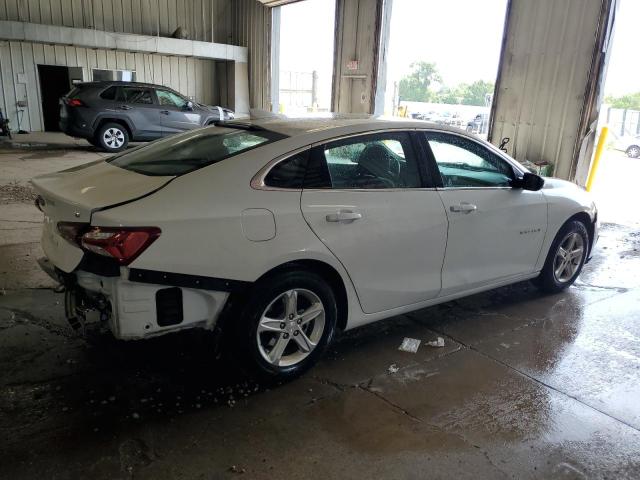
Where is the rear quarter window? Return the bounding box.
[100,86,118,100]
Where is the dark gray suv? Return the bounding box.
[59,81,234,152]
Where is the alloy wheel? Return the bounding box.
[103,127,125,149]
[628,146,640,158]
[553,232,585,283]
[256,289,325,367]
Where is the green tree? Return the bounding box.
[461,80,494,106]
[605,92,640,110]
[433,86,465,104]
[398,62,441,102]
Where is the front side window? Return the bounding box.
[157,90,187,108]
[424,132,514,188]
[310,132,421,189]
[119,87,154,104]
[109,128,286,176]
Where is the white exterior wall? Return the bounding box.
[0,40,218,132]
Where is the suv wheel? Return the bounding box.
[96,123,129,152]
[234,271,337,381]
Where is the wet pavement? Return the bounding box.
[1,141,640,478]
[0,222,638,479]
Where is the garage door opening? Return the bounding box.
[588,0,639,228]
[384,0,508,139]
[37,65,83,132]
[272,0,336,115]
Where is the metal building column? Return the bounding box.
[331,0,391,115]
[488,0,617,183]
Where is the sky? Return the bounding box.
[277,0,640,110]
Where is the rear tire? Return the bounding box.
[534,220,589,293]
[233,270,337,382]
[96,122,129,152]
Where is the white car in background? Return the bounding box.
[614,134,640,158]
[32,116,598,380]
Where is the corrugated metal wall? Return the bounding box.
[488,0,614,181]
[229,0,271,110]
[332,0,383,114]
[0,0,233,43]
[0,40,217,131]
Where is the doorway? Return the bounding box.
[37,65,76,131]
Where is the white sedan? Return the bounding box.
[32,117,598,380]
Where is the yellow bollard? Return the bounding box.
[585,125,609,192]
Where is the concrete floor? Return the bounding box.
[1,134,640,479]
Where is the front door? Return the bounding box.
[300,131,448,314]
[420,131,547,296]
[156,89,202,134]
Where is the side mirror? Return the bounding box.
[184,101,194,111]
[514,172,544,191]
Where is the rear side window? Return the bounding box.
[100,86,118,100]
[119,87,154,104]
[109,128,286,176]
[264,151,309,189]
[307,132,421,189]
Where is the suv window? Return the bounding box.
[309,132,421,189]
[109,128,286,176]
[157,90,187,108]
[100,86,118,100]
[118,87,154,104]
[264,151,309,189]
[424,132,514,188]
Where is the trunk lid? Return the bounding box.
[32,160,174,273]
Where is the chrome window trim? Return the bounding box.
[251,127,527,192]
[250,145,311,191]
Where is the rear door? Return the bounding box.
[156,89,202,134]
[300,131,448,314]
[420,131,547,295]
[116,86,163,139]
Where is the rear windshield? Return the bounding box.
[108,127,286,176]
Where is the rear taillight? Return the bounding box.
[66,98,83,107]
[57,222,88,247]
[80,227,161,265]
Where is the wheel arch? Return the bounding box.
[94,116,133,139]
[254,259,350,331]
[567,211,595,251]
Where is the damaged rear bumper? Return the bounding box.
[38,257,232,340]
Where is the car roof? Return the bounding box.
[223,113,468,138]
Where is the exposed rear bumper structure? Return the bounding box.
[38,257,231,340]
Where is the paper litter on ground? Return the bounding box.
[398,337,421,353]
[387,363,399,374]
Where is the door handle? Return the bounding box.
[160,110,170,115]
[119,105,132,110]
[326,210,362,223]
[450,203,477,213]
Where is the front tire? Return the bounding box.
[234,271,337,381]
[534,220,589,293]
[96,122,129,152]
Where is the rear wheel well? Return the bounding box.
[255,260,349,331]
[95,118,132,139]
